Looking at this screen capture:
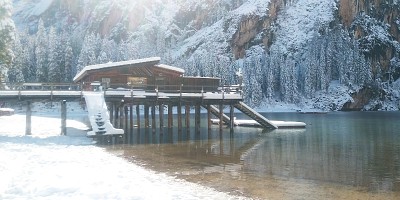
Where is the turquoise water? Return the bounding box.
[106,111,400,199]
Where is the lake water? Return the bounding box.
[105,112,400,199]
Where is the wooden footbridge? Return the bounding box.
[0,58,305,136]
[0,82,282,134]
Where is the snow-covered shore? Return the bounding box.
[0,112,247,200]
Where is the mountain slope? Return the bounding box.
[9,0,400,111]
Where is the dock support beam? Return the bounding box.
[229,104,234,130]
[151,105,156,133]
[144,104,149,128]
[207,105,211,133]
[61,100,67,136]
[129,104,133,132]
[110,103,114,126]
[124,106,129,143]
[195,104,201,134]
[159,103,164,134]
[177,103,182,132]
[219,103,223,132]
[168,104,173,129]
[136,105,140,128]
[185,104,190,127]
[114,103,119,127]
[119,105,124,129]
[25,101,31,136]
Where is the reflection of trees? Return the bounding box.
[241,115,400,192]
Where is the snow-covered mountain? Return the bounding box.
[8,0,400,111]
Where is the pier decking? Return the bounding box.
[0,58,306,136]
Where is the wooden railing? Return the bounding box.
[0,82,242,94]
[1,82,81,91]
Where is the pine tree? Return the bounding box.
[48,27,60,82]
[77,33,97,73]
[0,0,15,82]
[64,40,73,82]
[35,19,48,82]
[7,33,24,83]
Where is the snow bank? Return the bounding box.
[0,114,246,200]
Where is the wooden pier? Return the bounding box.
[0,57,305,137]
[0,83,286,136]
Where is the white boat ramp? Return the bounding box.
[211,118,306,129]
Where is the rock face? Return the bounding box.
[341,87,375,111]
[340,0,400,74]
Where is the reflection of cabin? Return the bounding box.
[73,57,220,92]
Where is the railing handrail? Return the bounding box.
[0,82,242,94]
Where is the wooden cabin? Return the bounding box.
[73,57,220,92]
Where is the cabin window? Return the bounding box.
[102,78,111,88]
[128,77,147,88]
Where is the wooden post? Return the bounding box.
[25,101,32,136]
[110,102,114,126]
[195,104,201,134]
[136,104,141,128]
[230,104,234,131]
[185,104,190,127]
[119,105,124,129]
[144,104,149,128]
[151,105,156,133]
[168,104,173,128]
[61,100,67,136]
[207,104,211,133]
[129,104,133,132]
[177,103,182,132]
[114,102,119,127]
[219,103,223,132]
[159,103,164,134]
[124,106,129,142]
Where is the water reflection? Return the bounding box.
[105,112,400,196]
[244,112,400,192]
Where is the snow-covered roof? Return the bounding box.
[73,57,184,82]
[155,64,185,74]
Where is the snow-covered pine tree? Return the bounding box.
[35,19,48,82]
[264,54,274,100]
[7,33,24,83]
[76,33,97,73]
[0,0,15,82]
[64,40,73,82]
[48,27,61,83]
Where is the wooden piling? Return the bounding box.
[151,105,156,133]
[168,104,173,129]
[110,102,114,126]
[177,103,182,132]
[26,101,31,136]
[230,104,234,131]
[136,104,140,128]
[61,100,67,136]
[219,103,223,132]
[129,104,133,131]
[159,103,164,134]
[185,104,190,127]
[114,102,119,127]
[144,104,149,127]
[195,104,201,134]
[124,106,129,141]
[207,104,211,133]
[119,105,124,129]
